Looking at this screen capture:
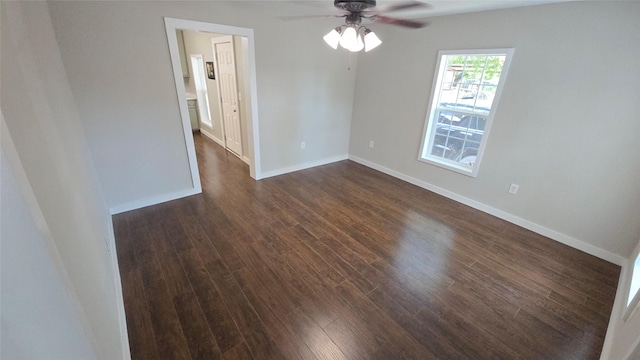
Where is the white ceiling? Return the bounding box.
[287,0,578,19]
[385,0,577,18]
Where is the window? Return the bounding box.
[419,49,514,176]
[624,248,640,321]
[628,252,640,307]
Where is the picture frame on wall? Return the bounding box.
[206,62,215,80]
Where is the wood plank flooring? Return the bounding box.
[114,133,620,359]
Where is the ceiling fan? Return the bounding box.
[283,0,430,52]
[333,0,429,28]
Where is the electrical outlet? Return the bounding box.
[508,183,519,195]
[369,140,374,149]
[301,141,305,150]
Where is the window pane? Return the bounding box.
[431,134,449,158]
[437,110,462,126]
[439,54,506,115]
[629,253,640,306]
[432,112,486,163]
[464,140,481,149]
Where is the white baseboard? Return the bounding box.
[109,188,200,215]
[200,129,224,148]
[348,155,625,266]
[198,130,250,165]
[260,154,348,179]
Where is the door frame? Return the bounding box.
[164,17,262,181]
[211,35,243,159]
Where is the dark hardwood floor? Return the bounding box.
[114,133,620,359]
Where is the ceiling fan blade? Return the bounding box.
[374,15,428,29]
[277,14,342,21]
[374,1,430,14]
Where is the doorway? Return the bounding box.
[164,17,262,184]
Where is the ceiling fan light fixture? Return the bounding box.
[364,29,382,52]
[323,27,343,49]
[350,33,365,52]
[316,0,428,53]
[326,24,382,53]
[339,26,358,50]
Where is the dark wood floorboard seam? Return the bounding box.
[113,133,620,360]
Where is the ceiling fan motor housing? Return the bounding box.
[334,0,377,12]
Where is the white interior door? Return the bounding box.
[214,41,242,157]
[189,55,213,129]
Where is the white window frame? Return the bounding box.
[418,48,514,177]
[624,243,640,321]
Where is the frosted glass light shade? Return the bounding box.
[339,26,358,50]
[350,34,364,52]
[323,28,342,49]
[326,25,379,52]
[364,30,381,52]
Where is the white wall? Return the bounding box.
[349,1,640,259]
[1,129,96,360]
[47,1,357,208]
[1,2,128,359]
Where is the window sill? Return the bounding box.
[418,156,478,178]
